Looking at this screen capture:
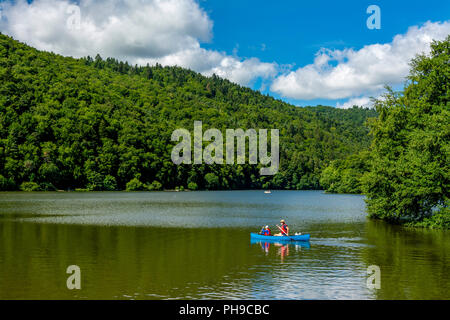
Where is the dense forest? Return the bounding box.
[321,37,450,229]
[0,33,376,192]
[363,37,449,229]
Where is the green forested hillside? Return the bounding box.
[0,33,376,191]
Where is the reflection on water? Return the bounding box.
[251,239,310,262]
[363,220,450,299]
[0,191,449,299]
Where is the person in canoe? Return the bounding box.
[260,225,271,236]
[275,219,289,236]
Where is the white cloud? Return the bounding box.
[0,0,277,85]
[0,0,212,58]
[336,96,373,109]
[271,21,450,100]
[135,45,278,85]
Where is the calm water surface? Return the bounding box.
[0,191,448,299]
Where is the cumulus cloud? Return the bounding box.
[336,96,374,109]
[135,45,278,85]
[0,0,277,85]
[271,21,450,100]
[0,0,212,58]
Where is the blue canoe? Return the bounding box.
[250,232,310,242]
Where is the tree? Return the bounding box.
[204,173,220,190]
[103,175,117,191]
[320,151,370,194]
[362,36,450,226]
[188,182,198,190]
[147,180,163,191]
[20,182,40,192]
[126,178,144,191]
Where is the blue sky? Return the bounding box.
[200,0,450,105]
[1,0,449,107]
[202,0,448,63]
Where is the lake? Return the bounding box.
[0,190,448,299]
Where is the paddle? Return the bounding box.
[276,224,294,240]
